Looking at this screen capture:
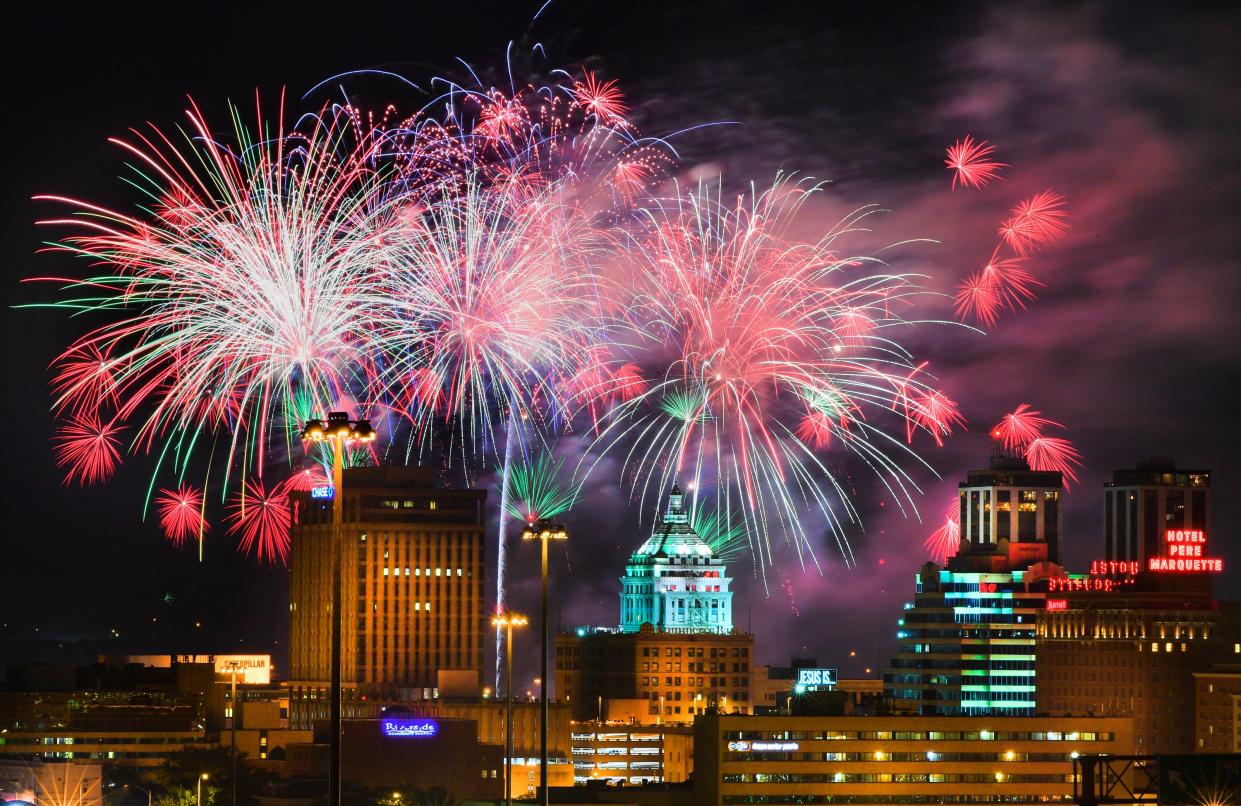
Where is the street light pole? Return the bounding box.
[301,412,376,806]
[521,519,567,806]
[491,611,527,806]
[197,773,209,806]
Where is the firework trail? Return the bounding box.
[992,404,1083,484]
[945,135,1005,190]
[590,176,962,580]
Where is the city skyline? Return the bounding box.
[2,0,1239,696]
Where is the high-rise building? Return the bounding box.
[885,452,1063,716]
[956,452,1064,571]
[619,486,734,634]
[1103,459,1210,566]
[885,562,1050,716]
[287,466,486,726]
[556,487,754,723]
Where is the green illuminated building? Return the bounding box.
[618,485,734,634]
[885,453,1063,715]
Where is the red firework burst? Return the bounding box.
[156,485,207,546]
[909,389,966,447]
[51,343,122,414]
[226,480,292,565]
[945,135,1006,190]
[998,191,1070,255]
[954,250,1042,328]
[1025,436,1083,484]
[991,403,1056,452]
[923,498,961,564]
[281,467,330,493]
[572,71,629,124]
[53,414,124,486]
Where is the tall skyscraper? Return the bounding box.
[1103,458,1210,566]
[885,451,1064,715]
[287,466,486,725]
[619,486,734,634]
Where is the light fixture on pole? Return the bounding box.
[521,518,567,806]
[196,774,209,806]
[491,611,528,806]
[300,411,376,806]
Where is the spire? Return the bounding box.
[665,484,688,525]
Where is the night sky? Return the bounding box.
[2,2,1238,690]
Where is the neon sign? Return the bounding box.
[1045,599,1068,611]
[1148,529,1222,573]
[381,719,439,738]
[311,485,335,500]
[1148,557,1223,573]
[1047,576,1133,592]
[1089,560,1139,576]
[796,668,838,688]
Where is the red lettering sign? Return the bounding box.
[1045,599,1068,611]
[1165,529,1207,544]
[979,582,998,593]
[1147,556,1223,573]
[1089,560,1140,576]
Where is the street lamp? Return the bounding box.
[491,611,528,806]
[196,774,209,806]
[521,518,567,806]
[123,784,151,806]
[300,411,376,806]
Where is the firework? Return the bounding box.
[991,404,1083,484]
[367,174,602,462]
[503,449,581,523]
[53,414,123,486]
[689,500,749,563]
[954,250,1041,327]
[591,177,959,575]
[945,135,1005,190]
[226,479,292,565]
[923,497,961,565]
[156,484,208,546]
[998,191,1070,255]
[32,96,397,501]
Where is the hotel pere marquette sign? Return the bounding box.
[1149,529,1223,573]
[381,718,439,738]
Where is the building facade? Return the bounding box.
[693,713,1133,805]
[557,628,755,723]
[569,722,693,786]
[1194,669,1241,753]
[287,466,486,725]
[380,700,574,798]
[1037,588,1241,755]
[1104,459,1210,566]
[619,486,733,634]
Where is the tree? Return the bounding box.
[154,785,219,806]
